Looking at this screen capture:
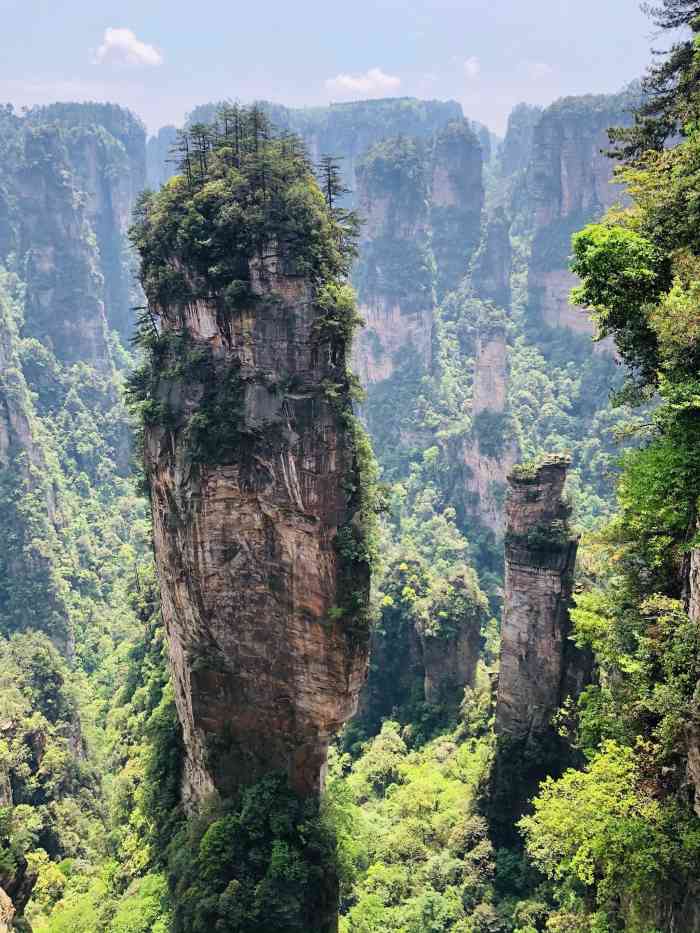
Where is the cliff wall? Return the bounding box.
[0,103,146,362]
[135,137,374,810]
[524,92,634,339]
[144,275,371,804]
[491,456,588,835]
[461,324,518,534]
[353,121,483,387]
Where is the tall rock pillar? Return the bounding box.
[491,455,587,836]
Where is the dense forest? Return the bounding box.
[2,1,700,931]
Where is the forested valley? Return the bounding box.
[2,2,700,931]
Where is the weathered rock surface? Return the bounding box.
[524,92,634,342]
[353,121,483,386]
[684,542,700,819]
[0,888,14,933]
[472,208,512,310]
[144,267,371,805]
[490,456,589,836]
[495,456,581,738]
[0,103,146,365]
[361,563,487,728]
[461,326,518,534]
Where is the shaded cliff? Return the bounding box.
[353,121,483,386]
[132,111,375,807]
[0,270,68,647]
[0,102,146,360]
[461,318,517,535]
[524,92,635,338]
[430,120,485,297]
[472,207,512,309]
[362,557,489,731]
[490,456,588,836]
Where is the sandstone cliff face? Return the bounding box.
[461,326,518,535]
[14,128,111,369]
[684,544,700,819]
[430,121,484,297]
[472,208,512,310]
[491,456,588,836]
[0,104,147,366]
[495,456,581,739]
[353,122,483,386]
[524,93,634,341]
[143,268,371,804]
[0,887,13,933]
[500,103,543,179]
[361,562,487,729]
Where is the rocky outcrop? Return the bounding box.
[496,456,581,738]
[461,322,518,535]
[13,127,111,369]
[500,103,543,179]
[147,124,178,189]
[143,263,371,805]
[361,561,488,729]
[0,888,13,933]
[524,92,635,341]
[353,136,434,386]
[0,103,147,364]
[353,121,483,386]
[430,121,484,297]
[472,208,512,310]
[490,456,588,836]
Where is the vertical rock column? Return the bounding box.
[461,323,518,534]
[144,269,372,807]
[491,455,586,835]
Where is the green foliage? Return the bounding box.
[570,224,671,386]
[131,105,358,313]
[521,742,700,930]
[335,723,498,932]
[166,775,343,933]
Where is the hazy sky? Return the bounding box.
[0,0,657,136]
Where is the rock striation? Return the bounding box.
[522,92,635,340]
[144,273,372,804]
[491,456,588,835]
[353,121,483,387]
[461,323,518,535]
[362,561,488,728]
[0,103,146,365]
[135,138,374,808]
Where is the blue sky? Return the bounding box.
[0,0,655,135]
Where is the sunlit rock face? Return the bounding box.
[495,456,581,740]
[490,456,590,838]
[523,92,634,343]
[352,121,483,387]
[143,264,371,807]
[461,324,518,535]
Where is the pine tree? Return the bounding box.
[317,155,347,212]
[612,1,700,156]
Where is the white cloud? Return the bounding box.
[527,62,554,79]
[326,67,400,98]
[92,27,163,67]
[463,57,481,78]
